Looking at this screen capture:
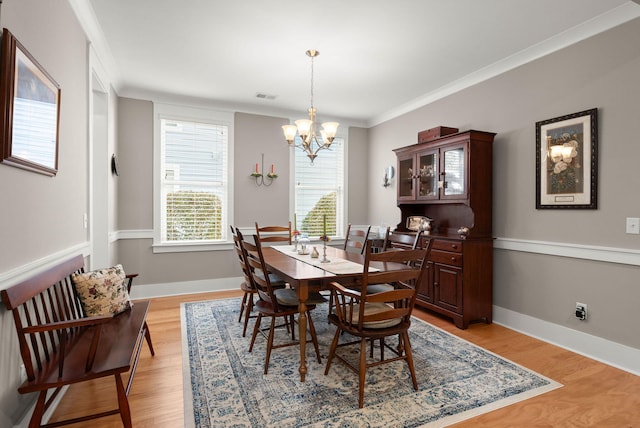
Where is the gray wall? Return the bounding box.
[0,1,89,425]
[114,100,371,287]
[367,18,640,349]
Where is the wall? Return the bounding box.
[0,0,89,425]
[367,18,640,352]
[115,99,370,290]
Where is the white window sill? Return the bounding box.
[152,241,234,253]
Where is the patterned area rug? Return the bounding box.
[182,298,561,427]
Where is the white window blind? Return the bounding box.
[160,118,229,243]
[294,137,344,238]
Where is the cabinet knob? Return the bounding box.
[451,244,458,250]
[451,257,457,262]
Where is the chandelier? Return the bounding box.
[282,50,339,163]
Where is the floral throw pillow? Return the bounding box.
[71,264,132,316]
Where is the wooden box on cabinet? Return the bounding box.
[393,129,495,329]
[418,126,459,143]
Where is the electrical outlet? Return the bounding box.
[626,217,640,234]
[575,302,587,321]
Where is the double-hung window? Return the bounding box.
[153,103,233,251]
[293,136,345,238]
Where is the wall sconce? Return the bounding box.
[250,153,278,186]
[382,165,395,187]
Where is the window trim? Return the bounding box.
[152,103,234,253]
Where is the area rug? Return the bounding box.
[182,298,561,427]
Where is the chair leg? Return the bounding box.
[324,328,342,375]
[242,293,254,337]
[306,310,322,364]
[358,337,367,408]
[115,373,133,428]
[144,321,155,356]
[238,291,248,322]
[249,313,262,352]
[28,391,47,428]
[264,316,276,374]
[403,331,418,391]
[290,314,296,340]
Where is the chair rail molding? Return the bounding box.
[0,242,91,292]
[494,237,640,267]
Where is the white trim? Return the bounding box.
[128,277,240,300]
[494,305,640,376]
[113,229,154,240]
[369,2,640,127]
[67,0,121,91]
[0,243,90,291]
[494,237,640,266]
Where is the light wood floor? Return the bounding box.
[49,290,640,427]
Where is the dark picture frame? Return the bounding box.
[0,28,61,176]
[535,108,598,209]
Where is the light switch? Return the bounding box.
[625,217,640,234]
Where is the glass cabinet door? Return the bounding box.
[417,150,438,200]
[397,154,415,200]
[441,143,467,198]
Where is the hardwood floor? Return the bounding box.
[49,290,640,427]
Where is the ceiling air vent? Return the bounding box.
[255,93,277,100]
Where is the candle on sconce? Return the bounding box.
[271,164,274,174]
[294,213,297,231]
[255,163,259,173]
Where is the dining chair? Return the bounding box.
[231,226,288,337]
[230,226,260,337]
[382,227,422,251]
[241,233,322,374]
[255,221,292,244]
[324,239,433,408]
[362,228,424,295]
[343,224,371,255]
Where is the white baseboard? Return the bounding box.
[128,276,241,300]
[494,305,640,376]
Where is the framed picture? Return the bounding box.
[535,108,598,209]
[0,28,61,176]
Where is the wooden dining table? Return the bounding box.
[260,244,405,381]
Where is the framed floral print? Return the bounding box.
[535,108,598,209]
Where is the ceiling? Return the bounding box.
[82,0,639,126]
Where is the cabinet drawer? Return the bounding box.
[432,239,462,253]
[430,250,463,267]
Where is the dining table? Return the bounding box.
[260,244,406,381]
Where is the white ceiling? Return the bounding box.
[81,0,639,126]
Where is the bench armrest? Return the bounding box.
[22,315,113,334]
[24,314,114,375]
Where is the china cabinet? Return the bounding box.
[393,128,495,329]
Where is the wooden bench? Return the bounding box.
[1,255,154,428]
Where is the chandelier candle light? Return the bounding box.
[282,50,339,163]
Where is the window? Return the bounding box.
[153,103,233,251]
[293,137,345,238]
